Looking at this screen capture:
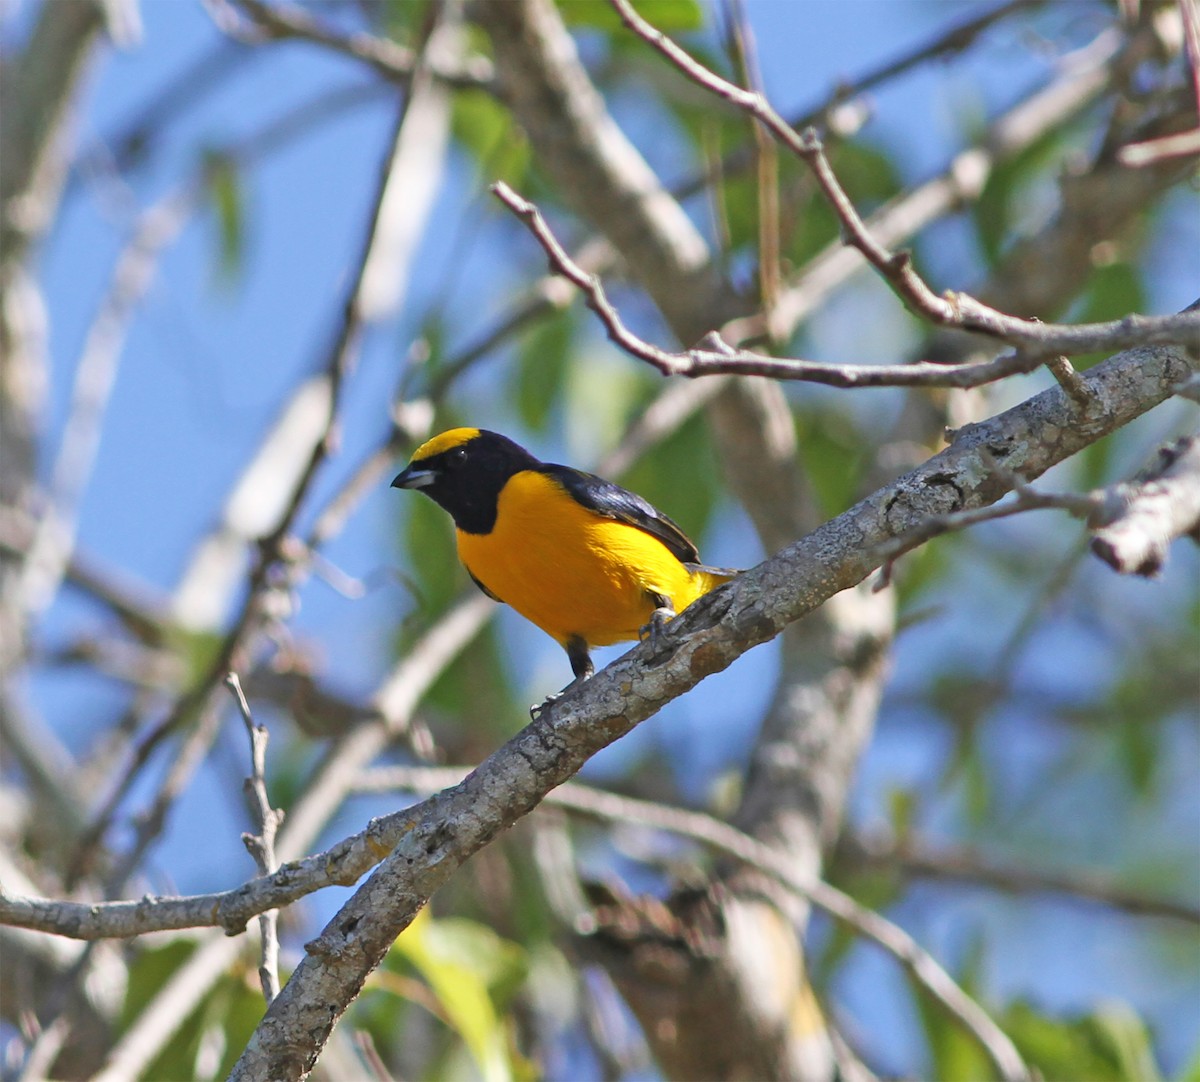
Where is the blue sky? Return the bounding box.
[12,0,1199,1073]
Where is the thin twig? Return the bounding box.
[843,831,1200,926]
[492,180,1200,386]
[225,672,284,1003]
[608,0,1200,361]
[69,31,452,883]
[872,468,1100,589]
[16,187,196,618]
[227,0,493,88]
[351,766,1033,1082]
[1045,355,1100,414]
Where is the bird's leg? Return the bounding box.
[638,592,675,648]
[530,636,593,720]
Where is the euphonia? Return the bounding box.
[391,428,736,706]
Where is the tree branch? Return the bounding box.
[224,336,1192,1080]
[492,180,1200,385]
[840,831,1200,926]
[1089,432,1200,575]
[609,0,1199,361]
[355,765,1031,1082]
[225,672,284,1003]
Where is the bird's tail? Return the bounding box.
[685,563,739,597]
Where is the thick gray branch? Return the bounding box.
[226,339,1194,1081]
[1090,433,1200,575]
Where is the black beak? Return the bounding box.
[391,465,435,490]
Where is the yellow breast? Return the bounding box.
[455,470,707,648]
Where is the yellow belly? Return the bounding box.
[456,471,709,648]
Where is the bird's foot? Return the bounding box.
[638,605,675,648]
[529,673,588,720]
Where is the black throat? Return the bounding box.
[420,432,541,535]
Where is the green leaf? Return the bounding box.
[1004,999,1164,1082]
[390,910,528,1082]
[970,123,1069,268]
[169,626,225,689]
[795,408,867,520]
[380,0,434,41]
[403,493,461,612]
[514,308,573,432]
[558,0,703,32]
[119,941,264,1081]
[887,786,918,842]
[203,149,245,285]
[908,936,992,1082]
[620,409,722,545]
[452,88,530,187]
[1095,1002,1163,1082]
[1071,261,1148,370]
[1175,1040,1200,1082]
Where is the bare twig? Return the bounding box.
[843,831,1200,926]
[225,672,284,1003]
[16,187,196,619]
[70,10,461,880]
[608,0,1200,360]
[1089,433,1200,575]
[873,478,1101,588]
[492,180,1200,386]
[1044,355,1101,414]
[225,332,1190,1081]
[353,765,1031,1082]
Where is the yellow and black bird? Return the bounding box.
[391,428,735,704]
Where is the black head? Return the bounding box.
[391,427,541,534]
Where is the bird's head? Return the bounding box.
[391,428,539,533]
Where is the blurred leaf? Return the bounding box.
[887,786,918,842]
[203,149,244,285]
[795,408,867,520]
[827,139,901,208]
[1078,434,1116,492]
[120,942,264,1081]
[1095,1002,1163,1082]
[813,861,905,986]
[514,308,573,432]
[424,621,516,733]
[621,409,722,544]
[1115,711,1159,797]
[559,0,703,32]
[1005,999,1164,1082]
[961,742,992,828]
[380,0,434,42]
[453,88,530,187]
[970,122,1069,268]
[403,488,463,617]
[564,347,655,454]
[171,627,226,689]
[910,931,991,1082]
[1176,1041,1200,1082]
[390,910,529,1082]
[717,170,763,256]
[121,940,198,1030]
[1071,261,1148,371]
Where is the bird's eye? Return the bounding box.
[452,447,468,465]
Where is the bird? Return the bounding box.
[391,427,736,711]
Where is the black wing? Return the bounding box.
[467,567,503,603]
[541,464,700,564]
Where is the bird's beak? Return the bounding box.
[391,465,435,490]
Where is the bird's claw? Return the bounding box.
[638,606,675,648]
[529,692,562,721]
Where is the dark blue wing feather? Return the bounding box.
[540,464,700,564]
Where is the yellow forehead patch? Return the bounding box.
[410,427,481,462]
